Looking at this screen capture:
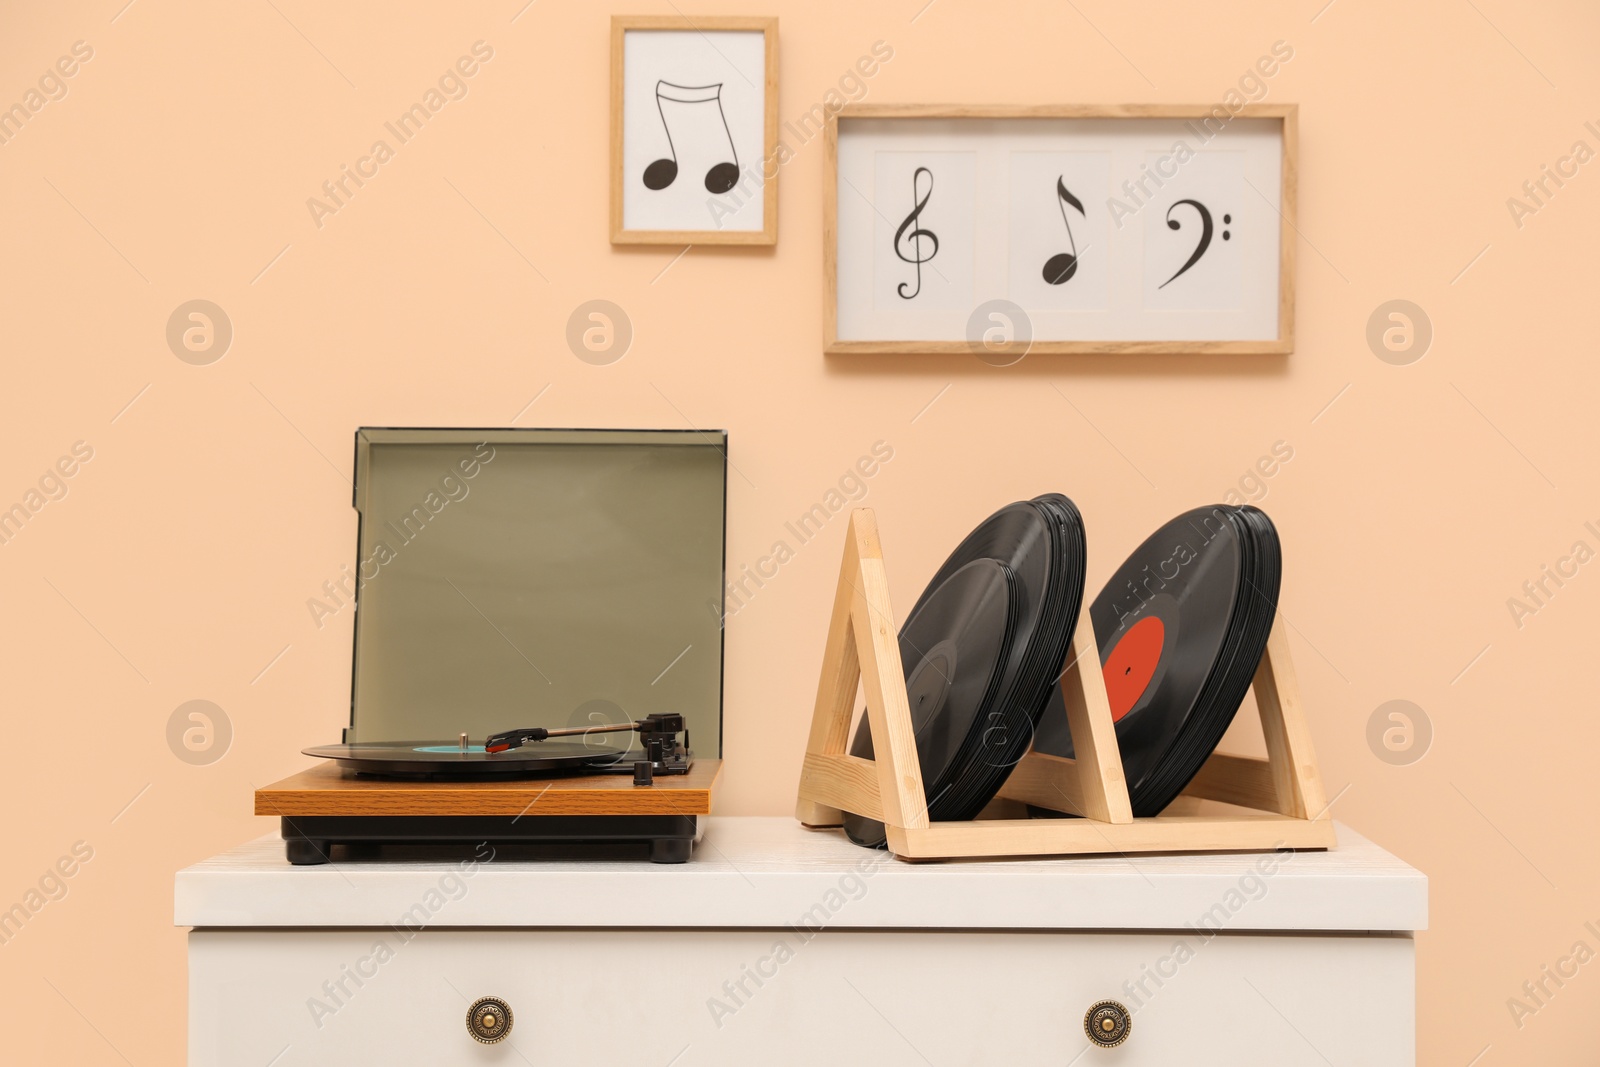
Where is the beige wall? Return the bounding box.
[2,1,1596,1063]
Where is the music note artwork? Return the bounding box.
[834,113,1287,349]
[1159,199,1232,288]
[894,166,939,300]
[1041,177,1085,285]
[642,80,741,195]
[613,20,773,242]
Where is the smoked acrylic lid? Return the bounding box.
[343,427,728,756]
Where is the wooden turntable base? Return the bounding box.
[256,758,722,817]
[255,759,722,864]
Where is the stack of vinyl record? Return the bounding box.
[843,494,1087,847]
[1033,504,1282,817]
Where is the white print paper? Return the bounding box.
[1007,152,1112,311]
[621,30,766,234]
[870,151,977,312]
[1140,151,1247,311]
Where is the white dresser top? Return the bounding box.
[175,817,1425,933]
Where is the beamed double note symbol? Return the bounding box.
[642,80,741,195]
[1159,199,1232,288]
[894,166,938,300]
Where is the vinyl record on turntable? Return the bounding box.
[303,741,630,779]
[844,495,1086,847]
[1033,504,1281,817]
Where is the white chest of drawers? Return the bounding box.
[176,818,1425,1065]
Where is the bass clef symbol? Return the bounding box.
[1159,199,1222,288]
[894,166,939,300]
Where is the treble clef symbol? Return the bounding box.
[894,166,938,300]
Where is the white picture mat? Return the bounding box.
[835,117,1283,342]
[621,30,766,234]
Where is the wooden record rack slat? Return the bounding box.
[794,509,1337,861]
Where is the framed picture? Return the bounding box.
[824,104,1297,356]
[610,15,778,246]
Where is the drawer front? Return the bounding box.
[189,928,1413,1065]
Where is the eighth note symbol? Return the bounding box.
[1042,177,1086,285]
[1159,200,1231,288]
[642,80,741,195]
[894,166,938,300]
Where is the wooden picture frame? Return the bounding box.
[824,104,1298,356]
[610,15,778,246]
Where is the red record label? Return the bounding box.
[1102,615,1164,722]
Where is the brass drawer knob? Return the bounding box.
[1084,1000,1131,1048]
[467,996,514,1044]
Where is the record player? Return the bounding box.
[256,427,728,864]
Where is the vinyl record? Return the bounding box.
[1138,506,1280,814]
[304,740,629,779]
[842,557,1017,845]
[1034,505,1280,816]
[844,496,1086,846]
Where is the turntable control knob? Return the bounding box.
[467,996,514,1044]
[1083,1000,1130,1048]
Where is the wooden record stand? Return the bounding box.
[794,509,1337,860]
